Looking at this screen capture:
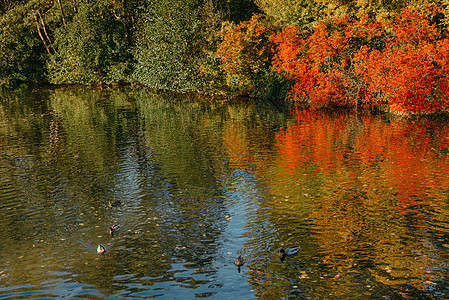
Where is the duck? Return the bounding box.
[109,224,120,236]
[235,255,245,273]
[280,245,300,256]
[97,244,106,254]
[109,200,121,208]
[280,245,300,261]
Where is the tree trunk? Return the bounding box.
[35,11,54,56]
[56,0,67,27]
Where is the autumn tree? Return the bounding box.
[254,0,324,28]
[315,0,414,19]
[271,15,385,108]
[354,7,449,114]
[216,14,291,98]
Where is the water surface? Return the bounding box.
[1,86,449,299]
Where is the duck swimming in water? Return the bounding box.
[97,244,106,254]
[235,255,244,273]
[109,200,121,208]
[280,245,300,261]
[109,224,120,236]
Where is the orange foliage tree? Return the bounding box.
[354,7,449,114]
[272,7,449,114]
[271,16,384,108]
[271,16,383,108]
[215,14,274,95]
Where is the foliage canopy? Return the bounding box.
[2,0,449,112]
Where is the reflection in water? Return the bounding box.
[1,86,449,298]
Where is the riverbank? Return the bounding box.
[1,1,449,114]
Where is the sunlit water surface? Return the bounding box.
[1,86,449,299]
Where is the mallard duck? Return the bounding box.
[235,255,244,273]
[280,245,300,256]
[109,224,120,236]
[235,255,244,266]
[109,200,121,208]
[280,245,300,261]
[97,244,106,254]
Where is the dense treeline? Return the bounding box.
[1,0,449,113]
[0,0,259,91]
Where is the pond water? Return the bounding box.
[1,86,449,299]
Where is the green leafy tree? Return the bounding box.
[132,0,210,92]
[47,0,135,84]
[0,0,55,84]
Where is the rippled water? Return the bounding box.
[1,86,449,299]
